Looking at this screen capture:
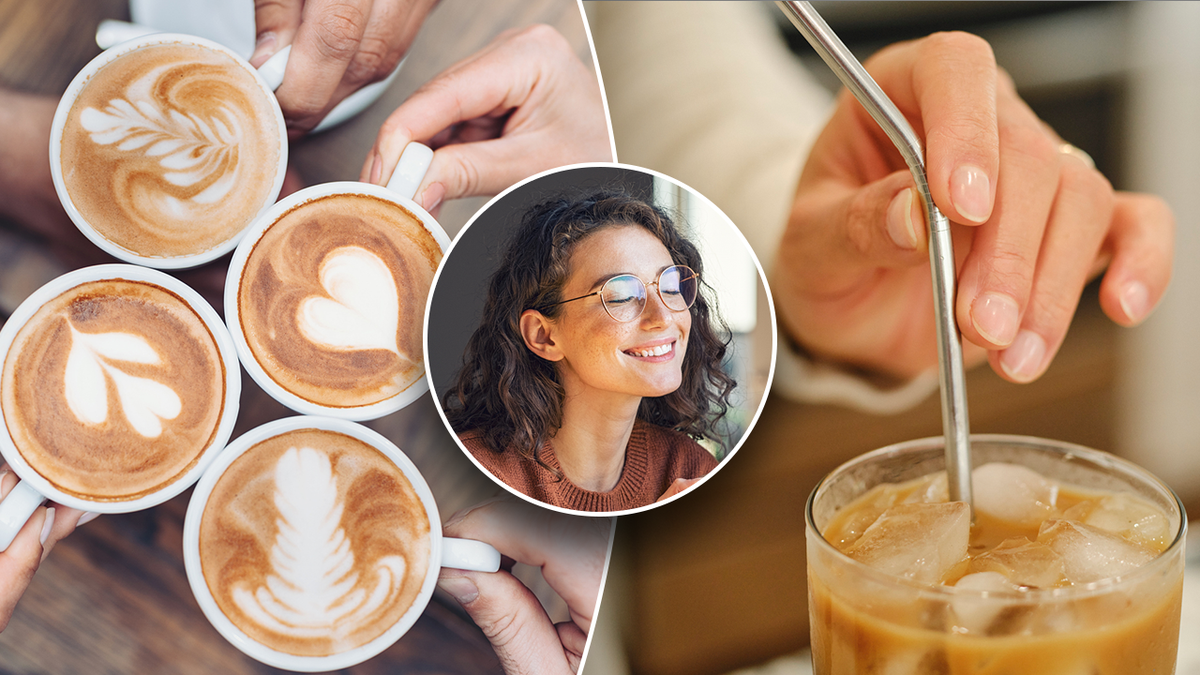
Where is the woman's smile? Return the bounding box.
[622,338,677,360]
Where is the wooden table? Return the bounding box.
[0,0,594,672]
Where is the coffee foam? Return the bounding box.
[60,42,280,259]
[199,429,431,657]
[238,193,441,408]
[1,279,225,501]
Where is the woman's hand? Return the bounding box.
[360,24,612,215]
[0,466,93,632]
[776,32,1174,383]
[438,496,611,675]
[249,0,438,137]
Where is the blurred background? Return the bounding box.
[583,3,1200,675]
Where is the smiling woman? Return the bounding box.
[438,176,747,514]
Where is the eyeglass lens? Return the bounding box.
[599,265,697,321]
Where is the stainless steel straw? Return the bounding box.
[777,1,973,508]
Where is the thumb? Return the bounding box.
[439,569,575,675]
[419,138,540,205]
[249,0,302,67]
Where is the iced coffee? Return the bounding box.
[807,435,1186,675]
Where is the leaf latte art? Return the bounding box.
[1,280,225,501]
[60,43,281,259]
[199,430,431,657]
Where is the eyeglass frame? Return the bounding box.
[535,264,700,323]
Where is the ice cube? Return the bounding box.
[825,482,909,550]
[903,472,948,504]
[972,462,1058,528]
[844,501,970,583]
[950,571,1022,634]
[1037,519,1156,584]
[969,537,1067,589]
[1061,492,1172,552]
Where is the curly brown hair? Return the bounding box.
[443,190,737,470]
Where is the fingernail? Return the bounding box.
[369,152,382,185]
[886,188,919,250]
[971,292,1020,347]
[1000,330,1047,383]
[1119,280,1150,324]
[421,182,446,213]
[77,511,100,526]
[39,507,56,546]
[951,164,991,223]
[438,575,479,605]
[250,32,277,67]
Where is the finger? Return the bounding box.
[442,497,610,632]
[864,33,1000,225]
[786,170,927,297]
[39,504,90,562]
[362,25,552,187]
[275,0,373,133]
[955,93,1060,351]
[250,0,304,67]
[556,621,587,672]
[986,156,1114,383]
[438,569,574,675]
[0,506,48,632]
[1097,193,1174,327]
[335,0,430,94]
[656,477,699,502]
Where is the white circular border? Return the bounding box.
[422,162,779,519]
[181,415,445,672]
[223,181,452,421]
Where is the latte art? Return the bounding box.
[60,43,281,259]
[1,279,225,501]
[65,325,182,438]
[199,430,431,657]
[238,193,441,408]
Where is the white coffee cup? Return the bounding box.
[224,142,448,421]
[0,264,241,551]
[182,415,500,671]
[50,31,290,269]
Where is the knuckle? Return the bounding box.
[515,23,569,52]
[986,247,1036,290]
[1001,121,1057,164]
[312,4,367,61]
[844,189,879,255]
[343,36,393,84]
[924,31,996,68]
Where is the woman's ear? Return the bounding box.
[519,309,563,361]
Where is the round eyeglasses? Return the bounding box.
[542,265,699,322]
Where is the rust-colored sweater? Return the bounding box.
[460,420,720,512]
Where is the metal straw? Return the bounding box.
[777,1,973,508]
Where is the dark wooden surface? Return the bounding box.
[0,0,594,672]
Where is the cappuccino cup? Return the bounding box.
[225,143,449,420]
[183,416,501,671]
[0,264,240,551]
[50,32,289,269]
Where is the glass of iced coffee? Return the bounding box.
[807,435,1187,674]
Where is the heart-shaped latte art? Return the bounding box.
[63,325,183,438]
[297,246,402,355]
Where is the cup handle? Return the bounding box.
[385,143,434,201]
[0,480,48,552]
[95,19,159,49]
[441,537,501,573]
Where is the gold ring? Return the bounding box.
[1058,143,1095,170]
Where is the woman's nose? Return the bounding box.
[640,283,672,326]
